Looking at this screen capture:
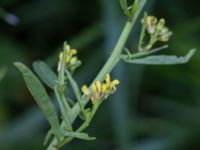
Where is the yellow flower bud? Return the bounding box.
[81,85,90,95]
[146,16,157,34]
[101,84,107,93]
[157,18,165,30]
[95,81,101,92]
[66,55,70,64]
[70,57,77,65]
[58,43,81,72]
[91,97,97,105]
[112,80,120,86]
[105,74,110,83]
[71,49,77,55]
[65,45,71,53]
[59,52,64,61]
[159,27,173,42]
[92,83,97,93]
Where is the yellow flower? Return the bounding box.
[142,16,172,43]
[81,74,120,105]
[57,43,81,72]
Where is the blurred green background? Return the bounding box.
[0,0,200,150]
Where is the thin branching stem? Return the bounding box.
[47,1,147,149]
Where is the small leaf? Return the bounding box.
[120,0,127,10]
[66,70,87,118]
[66,132,96,141]
[66,70,82,102]
[33,61,57,89]
[44,130,52,146]
[123,49,196,65]
[14,62,65,139]
[131,0,140,16]
[119,0,130,17]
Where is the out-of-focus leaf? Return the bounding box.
[0,7,19,26]
[14,62,64,139]
[123,49,196,65]
[33,61,57,89]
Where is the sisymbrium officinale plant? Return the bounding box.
[14,0,196,149]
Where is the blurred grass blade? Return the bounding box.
[33,61,57,89]
[123,49,196,65]
[14,62,64,138]
[0,67,7,81]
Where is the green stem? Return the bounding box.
[60,102,100,146]
[121,45,169,60]
[47,1,146,149]
[66,21,133,127]
[55,86,72,131]
[68,0,146,124]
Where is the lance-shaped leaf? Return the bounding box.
[66,70,81,101]
[14,62,65,139]
[33,61,57,89]
[66,70,87,118]
[123,49,196,65]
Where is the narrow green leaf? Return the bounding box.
[131,0,140,16]
[120,0,127,10]
[14,62,64,139]
[44,130,53,146]
[66,70,87,119]
[33,61,57,89]
[123,49,196,65]
[66,132,96,141]
[119,0,130,17]
[66,70,81,101]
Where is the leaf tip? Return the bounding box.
[185,48,196,63]
[13,62,23,69]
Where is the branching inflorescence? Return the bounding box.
[14,0,195,150]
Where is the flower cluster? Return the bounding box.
[81,74,120,104]
[143,16,173,42]
[58,44,81,72]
